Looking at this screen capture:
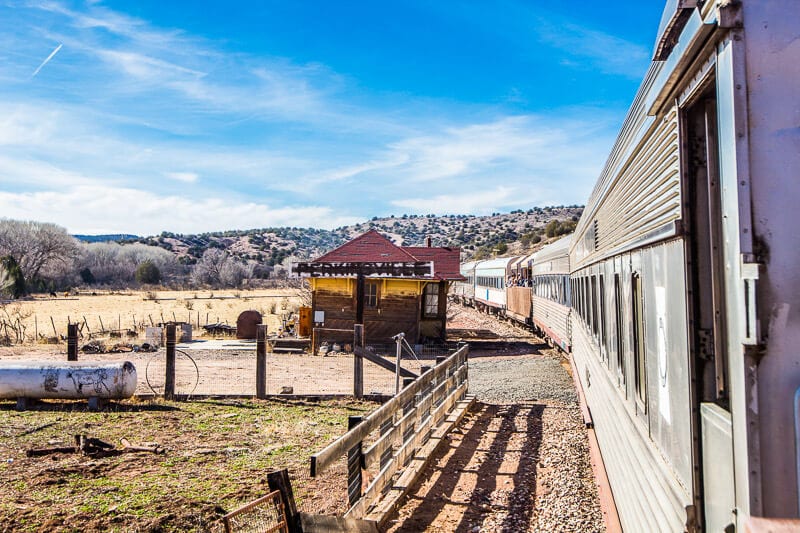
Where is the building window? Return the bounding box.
[423,283,440,317]
[365,281,379,308]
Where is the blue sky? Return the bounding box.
[0,1,665,235]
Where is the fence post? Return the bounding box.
[347,415,364,507]
[67,323,78,361]
[420,365,432,404]
[353,324,364,399]
[379,417,393,472]
[165,324,176,401]
[267,469,301,533]
[402,376,416,466]
[256,324,267,399]
[420,365,432,445]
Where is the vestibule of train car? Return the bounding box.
[681,80,736,533]
[683,83,730,408]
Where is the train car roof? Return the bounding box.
[532,235,572,264]
[460,260,479,273]
[474,256,520,271]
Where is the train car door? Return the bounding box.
[682,79,735,532]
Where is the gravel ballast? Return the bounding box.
[387,306,605,532]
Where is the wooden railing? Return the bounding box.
[309,343,470,521]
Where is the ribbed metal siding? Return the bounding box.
[572,321,690,532]
[532,297,570,350]
[575,109,680,270]
[598,109,680,249]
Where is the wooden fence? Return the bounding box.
[309,343,472,528]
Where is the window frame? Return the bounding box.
[365,281,379,309]
[422,282,440,318]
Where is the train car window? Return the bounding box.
[568,278,573,310]
[581,277,587,323]
[589,276,598,338]
[614,273,624,377]
[599,274,608,358]
[565,276,572,307]
[570,278,575,313]
[584,277,592,331]
[632,272,646,405]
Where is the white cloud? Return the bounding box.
[164,172,198,183]
[535,22,650,79]
[0,2,630,233]
[0,185,361,234]
[391,187,518,215]
[96,50,205,81]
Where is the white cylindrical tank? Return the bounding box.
[0,361,137,399]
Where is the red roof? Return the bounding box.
[404,247,463,281]
[312,230,464,281]
[314,230,418,263]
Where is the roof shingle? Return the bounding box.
[312,230,464,281]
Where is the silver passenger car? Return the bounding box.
[568,1,800,531]
[530,236,571,352]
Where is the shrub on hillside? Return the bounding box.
[135,260,161,284]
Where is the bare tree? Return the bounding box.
[77,242,182,287]
[192,248,227,286]
[0,219,80,287]
[220,260,251,288]
[273,255,299,279]
[192,249,253,288]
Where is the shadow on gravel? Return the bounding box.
[390,401,544,533]
[463,340,549,358]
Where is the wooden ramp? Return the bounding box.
[299,513,379,533]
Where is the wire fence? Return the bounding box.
[97,341,461,398]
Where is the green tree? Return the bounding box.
[135,260,161,284]
[0,255,26,298]
[79,268,95,284]
[545,220,560,238]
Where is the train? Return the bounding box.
[452,1,800,531]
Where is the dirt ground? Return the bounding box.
[0,303,601,532]
[0,342,428,397]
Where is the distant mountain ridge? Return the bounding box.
[73,234,139,243]
[120,206,583,266]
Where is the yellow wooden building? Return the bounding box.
[295,230,464,346]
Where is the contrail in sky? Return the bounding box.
[31,43,63,78]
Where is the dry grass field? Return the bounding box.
[0,397,374,532]
[0,289,305,344]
